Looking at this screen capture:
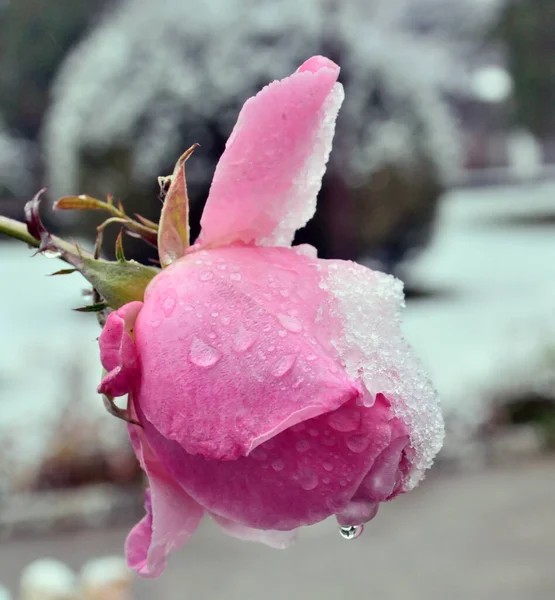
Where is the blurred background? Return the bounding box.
[1,0,555,598]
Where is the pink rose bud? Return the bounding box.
[98,56,444,578]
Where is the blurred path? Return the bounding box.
[1,457,554,600]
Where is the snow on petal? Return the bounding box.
[318,260,444,488]
[197,55,344,249]
[97,301,142,397]
[125,422,204,578]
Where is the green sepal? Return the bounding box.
[49,268,78,276]
[73,255,159,309]
[74,302,108,313]
[157,144,197,268]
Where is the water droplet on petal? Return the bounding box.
[271,459,285,472]
[233,328,257,353]
[277,313,303,333]
[296,439,310,453]
[220,315,231,326]
[163,297,176,316]
[292,376,304,389]
[151,319,161,328]
[299,468,318,491]
[189,337,222,368]
[200,271,213,281]
[339,525,364,540]
[323,462,334,472]
[230,273,241,281]
[328,408,362,433]
[271,354,297,377]
[278,330,287,338]
[306,354,317,362]
[321,436,337,447]
[280,289,290,297]
[346,434,370,454]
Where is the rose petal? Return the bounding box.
[210,513,298,549]
[196,56,344,249]
[137,394,396,531]
[335,500,379,527]
[125,422,204,578]
[356,433,409,502]
[318,260,444,489]
[98,301,142,397]
[135,246,362,460]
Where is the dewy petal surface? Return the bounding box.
[134,246,362,460]
[197,56,344,248]
[137,395,395,531]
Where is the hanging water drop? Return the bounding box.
[339,525,364,540]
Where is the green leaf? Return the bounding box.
[157,144,197,268]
